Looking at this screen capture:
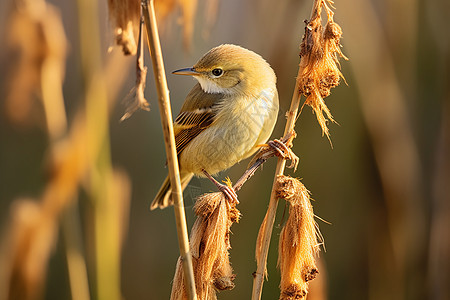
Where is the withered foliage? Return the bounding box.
[298,0,347,140]
[276,175,320,300]
[3,199,58,300]
[109,0,220,120]
[120,18,150,121]
[170,192,240,300]
[3,0,67,129]
[107,0,219,55]
[107,0,140,55]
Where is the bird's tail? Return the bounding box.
[150,173,193,210]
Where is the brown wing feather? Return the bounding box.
[174,110,215,155]
[173,83,225,156]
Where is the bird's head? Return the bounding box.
[172,44,276,96]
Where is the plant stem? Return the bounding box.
[251,1,328,298]
[233,131,295,193]
[141,1,197,299]
[77,0,123,298]
[251,70,302,300]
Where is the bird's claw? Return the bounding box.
[268,139,299,171]
[268,139,290,159]
[202,169,239,204]
[217,183,239,205]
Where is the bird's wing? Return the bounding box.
[174,83,224,156]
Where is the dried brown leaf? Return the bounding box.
[120,18,150,121]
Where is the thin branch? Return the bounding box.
[251,65,304,300]
[233,131,297,193]
[251,1,324,298]
[141,1,197,299]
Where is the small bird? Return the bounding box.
[151,44,279,210]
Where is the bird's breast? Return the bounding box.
[179,87,279,175]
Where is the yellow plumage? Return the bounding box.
[151,44,279,210]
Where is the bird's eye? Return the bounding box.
[211,68,223,77]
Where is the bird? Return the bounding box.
[151,44,279,210]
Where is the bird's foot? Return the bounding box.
[268,139,290,158]
[216,183,239,204]
[202,169,239,204]
[268,138,299,171]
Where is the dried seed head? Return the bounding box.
[213,273,236,290]
[297,0,347,141]
[171,193,239,299]
[194,192,223,217]
[275,176,321,300]
[280,284,307,300]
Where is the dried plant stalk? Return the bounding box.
[110,0,222,119]
[1,199,57,300]
[1,2,77,299]
[252,76,303,300]
[253,1,346,299]
[141,0,197,299]
[107,0,219,54]
[4,0,67,131]
[276,176,319,299]
[170,132,299,299]
[0,0,132,298]
[171,192,239,300]
[77,0,126,297]
[120,14,150,121]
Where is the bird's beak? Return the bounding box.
[172,67,200,76]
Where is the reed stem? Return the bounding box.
[251,71,302,300]
[141,1,197,299]
[251,2,323,298]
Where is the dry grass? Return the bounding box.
[0,0,348,299]
[4,0,67,133]
[141,0,197,298]
[120,15,150,121]
[275,176,320,299]
[107,0,220,55]
[170,192,239,299]
[297,0,347,141]
[0,0,131,299]
[252,1,346,299]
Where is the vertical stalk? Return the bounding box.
[251,73,302,300]
[62,200,91,300]
[77,0,121,299]
[252,1,323,299]
[141,1,197,299]
[39,7,90,300]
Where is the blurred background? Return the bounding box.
[0,0,449,299]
